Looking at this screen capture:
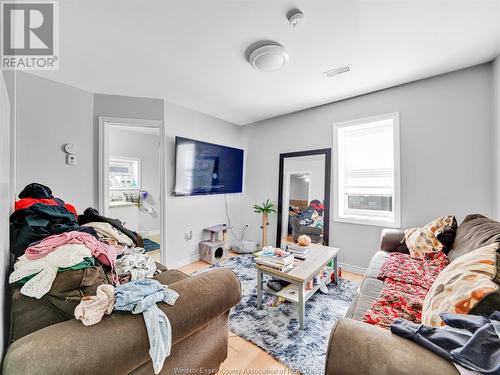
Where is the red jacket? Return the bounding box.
[15,198,78,217]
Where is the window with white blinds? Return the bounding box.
[333,113,401,227]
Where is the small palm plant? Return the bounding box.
[253,199,276,247]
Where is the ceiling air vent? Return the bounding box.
[324,65,352,78]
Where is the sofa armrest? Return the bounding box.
[380,228,406,252]
[325,318,459,375]
[3,269,241,375]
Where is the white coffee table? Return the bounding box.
[255,245,339,329]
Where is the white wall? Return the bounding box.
[493,55,500,220]
[0,72,12,358]
[14,72,94,212]
[289,176,309,201]
[284,155,325,203]
[242,64,494,270]
[108,127,161,234]
[164,101,246,267]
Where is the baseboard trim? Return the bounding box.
[168,253,200,269]
[339,262,366,275]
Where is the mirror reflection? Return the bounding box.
[280,153,328,247]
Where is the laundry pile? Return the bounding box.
[9,183,177,374]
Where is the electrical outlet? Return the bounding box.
[184,230,193,241]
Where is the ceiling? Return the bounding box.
[33,0,500,125]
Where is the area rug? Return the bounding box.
[142,238,160,252]
[208,255,359,374]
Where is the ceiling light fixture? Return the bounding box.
[324,64,352,78]
[247,41,289,72]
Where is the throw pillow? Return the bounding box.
[404,215,456,259]
[421,242,500,327]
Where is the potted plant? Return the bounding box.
[253,199,276,247]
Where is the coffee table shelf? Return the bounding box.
[256,245,339,329]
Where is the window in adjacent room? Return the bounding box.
[333,113,400,228]
[109,157,141,190]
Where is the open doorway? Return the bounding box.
[99,117,166,264]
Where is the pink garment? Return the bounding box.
[74,285,115,326]
[25,231,118,284]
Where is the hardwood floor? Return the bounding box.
[178,251,363,373]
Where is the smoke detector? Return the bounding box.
[247,42,289,72]
[324,65,352,78]
[287,9,304,27]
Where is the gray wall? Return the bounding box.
[242,64,494,270]
[94,94,164,121]
[14,72,94,212]
[93,93,165,210]
[164,101,246,267]
[0,72,12,358]
[493,55,500,220]
[12,74,246,268]
[12,77,165,213]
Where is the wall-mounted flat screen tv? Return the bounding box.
[173,136,244,196]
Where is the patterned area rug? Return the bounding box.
[209,255,359,374]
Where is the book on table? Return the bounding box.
[255,251,295,271]
[286,244,311,259]
[287,243,311,253]
[254,251,293,264]
[256,258,296,272]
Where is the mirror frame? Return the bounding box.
[276,148,331,248]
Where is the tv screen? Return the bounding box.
[174,137,244,196]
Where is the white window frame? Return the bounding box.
[332,112,401,228]
[108,156,142,191]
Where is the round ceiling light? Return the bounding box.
[248,43,289,72]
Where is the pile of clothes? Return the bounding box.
[9,183,177,374]
[288,199,324,228]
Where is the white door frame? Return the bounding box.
[98,116,167,265]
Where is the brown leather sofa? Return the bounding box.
[325,214,500,375]
[3,267,241,374]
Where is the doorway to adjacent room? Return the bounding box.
[98,117,166,263]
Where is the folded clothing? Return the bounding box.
[391,312,500,374]
[114,278,179,374]
[78,207,143,247]
[74,284,115,326]
[24,231,118,284]
[9,244,92,299]
[83,222,133,246]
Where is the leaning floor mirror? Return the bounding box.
[276,149,331,248]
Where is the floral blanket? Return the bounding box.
[362,251,449,328]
